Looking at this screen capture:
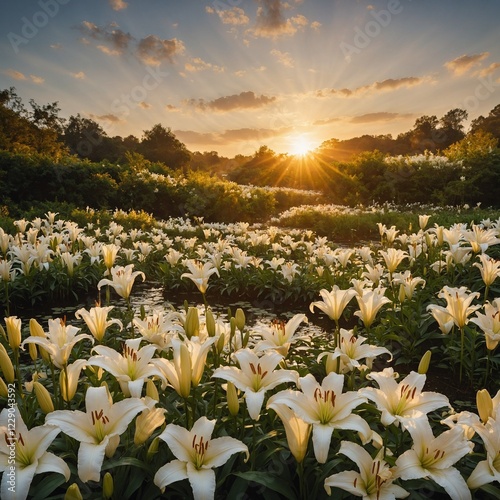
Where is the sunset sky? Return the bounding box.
[1,0,500,157]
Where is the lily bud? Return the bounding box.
[33,381,54,414]
[0,324,6,340]
[477,389,493,424]
[103,472,114,499]
[184,307,199,339]
[146,379,159,401]
[325,353,339,375]
[234,308,245,331]
[216,333,225,354]
[206,308,216,337]
[417,350,432,375]
[179,343,192,399]
[242,331,250,348]
[0,343,15,383]
[134,407,166,445]
[227,381,239,416]
[5,316,21,350]
[30,318,50,363]
[0,377,7,398]
[398,284,406,303]
[64,483,83,500]
[147,436,160,462]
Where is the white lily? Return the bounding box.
[318,328,392,373]
[75,304,123,342]
[154,416,248,500]
[133,309,178,351]
[213,348,298,420]
[46,386,146,482]
[86,338,166,397]
[267,372,371,463]
[253,313,307,356]
[360,368,450,427]
[354,288,392,329]
[395,418,473,500]
[97,264,145,300]
[324,441,409,500]
[181,259,219,294]
[467,416,500,490]
[0,407,70,500]
[22,317,93,369]
[309,286,357,322]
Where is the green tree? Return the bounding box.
[139,123,191,170]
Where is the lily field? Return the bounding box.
[1,204,500,499]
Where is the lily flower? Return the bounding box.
[360,368,450,427]
[310,286,357,322]
[436,286,481,329]
[318,328,392,373]
[75,304,123,342]
[97,264,145,301]
[253,313,307,356]
[379,247,409,275]
[267,402,311,464]
[467,416,500,490]
[22,318,93,369]
[392,271,426,302]
[181,259,219,294]
[213,348,298,420]
[133,309,178,351]
[87,338,167,397]
[0,407,70,500]
[469,299,500,350]
[324,441,409,500]
[46,386,146,482]
[154,416,248,500]
[473,253,500,287]
[395,418,473,500]
[354,288,392,329]
[268,372,371,463]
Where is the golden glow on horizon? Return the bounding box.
[288,135,316,157]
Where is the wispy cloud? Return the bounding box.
[89,113,121,123]
[30,75,45,84]
[206,6,249,25]
[444,52,490,76]
[474,61,500,78]
[318,76,429,98]
[79,21,133,53]
[350,112,413,123]
[109,0,127,11]
[185,91,276,112]
[184,57,224,73]
[71,71,86,79]
[271,49,294,68]
[4,69,26,80]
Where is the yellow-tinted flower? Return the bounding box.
[5,315,21,350]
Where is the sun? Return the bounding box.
[288,135,315,157]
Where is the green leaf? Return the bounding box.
[233,471,298,499]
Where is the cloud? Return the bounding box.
[444,52,490,76]
[4,69,26,80]
[207,6,250,25]
[270,49,294,68]
[175,126,286,147]
[185,91,276,112]
[139,102,151,109]
[313,117,342,126]
[50,43,62,50]
[474,62,500,78]
[89,113,121,123]
[71,71,86,79]
[350,112,412,123]
[136,35,185,66]
[109,0,127,11]
[79,21,133,53]
[250,0,311,38]
[165,104,179,112]
[185,57,224,73]
[319,76,429,98]
[97,45,121,56]
[30,75,45,84]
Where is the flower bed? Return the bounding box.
[1,210,500,499]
